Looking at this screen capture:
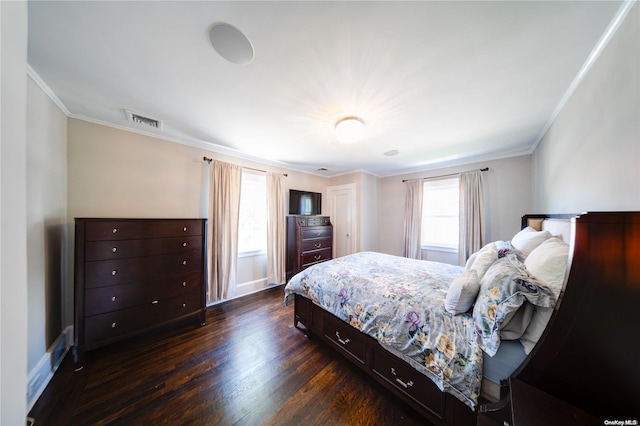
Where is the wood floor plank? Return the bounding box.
[29,285,430,425]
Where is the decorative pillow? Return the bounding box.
[524,237,569,298]
[473,255,557,356]
[470,242,498,280]
[445,269,480,315]
[510,227,551,257]
[520,306,554,354]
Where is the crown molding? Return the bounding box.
[26,64,71,116]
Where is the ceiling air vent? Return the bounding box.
[125,110,163,129]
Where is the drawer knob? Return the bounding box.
[111,296,116,302]
[182,242,187,247]
[335,332,350,346]
[111,270,117,276]
[112,247,117,253]
[314,255,322,260]
[182,260,187,265]
[182,303,186,308]
[182,281,187,287]
[111,322,117,328]
[314,243,321,248]
[152,300,159,304]
[390,368,414,389]
[315,231,321,236]
[112,228,118,234]
[183,226,187,232]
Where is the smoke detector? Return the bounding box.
[125,110,163,129]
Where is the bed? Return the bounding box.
[284,214,575,425]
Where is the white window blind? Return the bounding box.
[238,170,267,254]
[421,177,459,250]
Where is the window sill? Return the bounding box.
[421,246,458,254]
[238,250,267,259]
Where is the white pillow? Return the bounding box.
[524,237,569,298]
[511,226,552,256]
[445,269,480,315]
[465,252,478,270]
[520,306,553,354]
[470,242,498,279]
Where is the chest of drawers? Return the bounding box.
[74,218,207,366]
[286,215,333,281]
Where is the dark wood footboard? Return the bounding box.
[293,294,477,426]
[511,212,640,422]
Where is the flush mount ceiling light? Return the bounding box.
[335,116,365,144]
[209,23,254,65]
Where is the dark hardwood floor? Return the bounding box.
[29,285,429,425]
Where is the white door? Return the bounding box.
[327,184,357,258]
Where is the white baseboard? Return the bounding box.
[235,277,269,298]
[27,325,73,412]
[207,280,281,307]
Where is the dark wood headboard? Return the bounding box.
[520,213,577,230]
[512,212,640,422]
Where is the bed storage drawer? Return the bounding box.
[294,294,457,424]
[371,346,444,419]
[294,293,312,329]
[323,313,366,364]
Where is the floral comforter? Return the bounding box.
[284,251,483,408]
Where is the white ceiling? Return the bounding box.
[28,1,625,177]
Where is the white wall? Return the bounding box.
[26,76,68,408]
[67,119,209,219]
[533,4,640,212]
[378,155,533,261]
[1,1,29,423]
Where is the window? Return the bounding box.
[421,177,459,250]
[237,170,267,255]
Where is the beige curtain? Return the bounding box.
[208,160,242,302]
[459,170,485,265]
[266,172,286,285]
[403,179,423,259]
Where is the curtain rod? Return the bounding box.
[203,157,288,177]
[402,167,488,183]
